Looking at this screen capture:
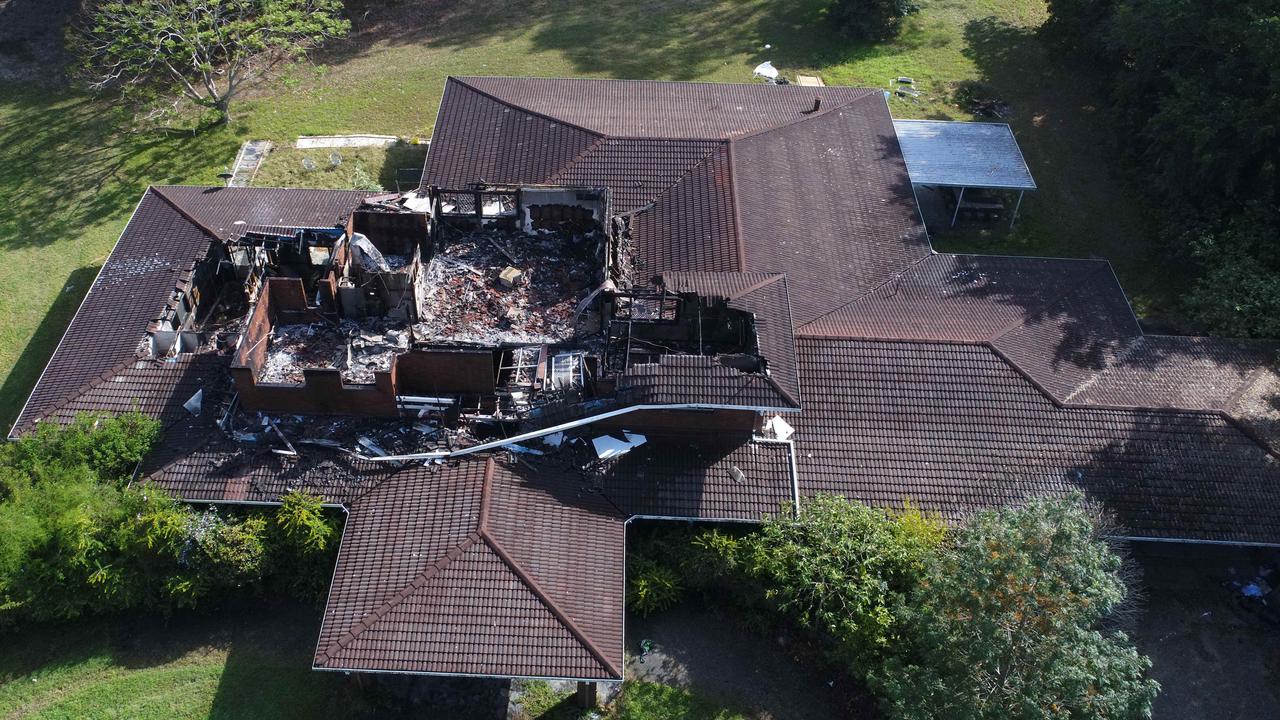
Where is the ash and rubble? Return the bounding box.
[259,320,410,384]
[156,183,781,470]
[414,229,600,346]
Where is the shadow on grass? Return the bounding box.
[0,264,98,434]
[0,88,240,253]
[329,0,868,80]
[946,17,1186,322]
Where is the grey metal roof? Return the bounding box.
[892,119,1037,190]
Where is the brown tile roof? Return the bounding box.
[731,95,931,324]
[593,434,795,520]
[790,337,1280,543]
[315,457,624,680]
[629,143,741,274]
[614,355,792,409]
[11,190,215,435]
[799,253,1114,342]
[452,77,881,139]
[1069,335,1280,410]
[548,138,724,215]
[152,186,371,240]
[422,79,602,189]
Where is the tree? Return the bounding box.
[828,0,918,41]
[1042,0,1280,337]
[74,0,350,122]
[740,495,944,662]
[870,494,1159,720]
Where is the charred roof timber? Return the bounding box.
[129,182,793,451]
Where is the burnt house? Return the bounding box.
[10,77,1280,684]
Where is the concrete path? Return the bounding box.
[229,140,271,187]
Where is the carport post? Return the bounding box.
[1009,190,1024,229]
[950,187,965,228]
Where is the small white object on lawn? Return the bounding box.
[753,61,779,81]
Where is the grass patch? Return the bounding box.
[0,0,1169,430]
[251,142,428,191]
[0,602,375,719]
[611,682,747,720]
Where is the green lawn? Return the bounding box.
[0,0,1171,433]
[0,602,375,719]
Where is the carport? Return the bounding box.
[893,119,1037,228]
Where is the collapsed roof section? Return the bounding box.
[423,77,931,324]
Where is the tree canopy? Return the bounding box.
[74,0,350,121]
[870,495,1159,720]
[0,413,342,626]
[1045,0,1280,337]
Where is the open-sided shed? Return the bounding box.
[893,119,1036,227]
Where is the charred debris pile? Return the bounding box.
[143,184,776,457]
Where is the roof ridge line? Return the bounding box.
[725,141,748,271]
[478,530,621,678]
[725,272,785,301]
[980,338,1280,441]
[795,253,937,334]
[451,77,606,140]
[149,186,225,242]
[1062,335,1147,404]
[543,135,609,186]
[475,456,619,677]
[727,91,875,144]
[1223,365,1272,414]
[317,531,481,665]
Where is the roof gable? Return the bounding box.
[315,458,624,680]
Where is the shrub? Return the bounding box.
[828,0,917,41]
[738,495,944,662]
[627,556,683,617]
[0,414,344,625]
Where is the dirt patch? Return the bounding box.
[1131,544,1280,720]
[627,604,866,719]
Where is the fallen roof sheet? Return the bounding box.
[893,119,1037,190]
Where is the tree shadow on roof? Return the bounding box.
[1067,409,1280,543]
[929,253,1277,394]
